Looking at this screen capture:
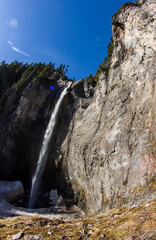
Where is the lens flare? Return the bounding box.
[8,19,18,29]
[7,40,14,45]
[11,46,30,57]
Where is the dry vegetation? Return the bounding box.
[0,200,155,239]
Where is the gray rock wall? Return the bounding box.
[59,0,156,215]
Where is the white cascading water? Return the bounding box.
[28,82,72,209]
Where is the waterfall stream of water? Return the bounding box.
[28,82,72,209]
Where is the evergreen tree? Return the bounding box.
[0,60,70,94]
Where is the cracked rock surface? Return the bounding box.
[60,0,156,215]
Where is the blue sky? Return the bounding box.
[0,0,136,80]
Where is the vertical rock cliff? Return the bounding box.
[59,0,156,215]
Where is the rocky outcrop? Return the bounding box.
[59,0,156,215]
[0,181,24,202]
[0,180,24,216]
[0,0,155,216]
[0,73,70,183]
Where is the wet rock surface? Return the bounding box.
[0,181,85,220]
[0,73,76,204]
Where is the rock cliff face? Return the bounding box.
[60,0,156,214]
[0,73,73,196]
[0,0,155,215]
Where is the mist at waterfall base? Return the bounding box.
[28,82,72,209]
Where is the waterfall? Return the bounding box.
[28,82,72,209]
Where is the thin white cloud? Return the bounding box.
[95,38,103,47]
[7,40,14,45]
[11,46,30,57]
[96,38,102,42]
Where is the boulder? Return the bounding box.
[0,180,24,202]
